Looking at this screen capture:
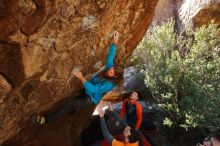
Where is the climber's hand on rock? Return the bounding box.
[72,71,83,79]
[113,31,120,44]
[72,71,87,83]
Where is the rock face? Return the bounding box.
[192,1,220,27]
[150,0,181,26]
[0,0,158,145]
[150,0,220,32]
[179,0,220,28]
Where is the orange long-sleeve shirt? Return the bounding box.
[120,99,143,129]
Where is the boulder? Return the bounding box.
[0,0,158,145]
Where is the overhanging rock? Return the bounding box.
[0,0,158,145]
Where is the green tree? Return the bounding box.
[132,20,220,131]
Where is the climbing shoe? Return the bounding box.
[31,115,46,125]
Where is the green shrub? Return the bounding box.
[131,20,220,131]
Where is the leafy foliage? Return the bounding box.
[132,20,220,131]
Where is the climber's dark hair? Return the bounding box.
[126,91,143,100]
[128,127,140,143]
[134,90,143,100]
[98,65,124,85]
[115,126,139,143]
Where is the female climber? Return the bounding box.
[31,31,123,124]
